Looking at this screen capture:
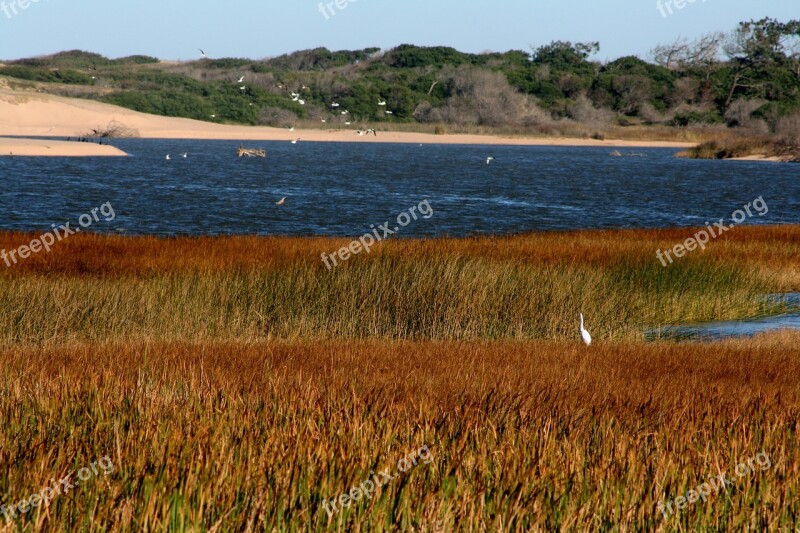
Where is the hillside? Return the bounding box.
[1,18,798,156]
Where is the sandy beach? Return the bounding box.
[0,88,694,156]
[0,136,127,157]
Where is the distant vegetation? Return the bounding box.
[1,19,798,155]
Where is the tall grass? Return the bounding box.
[0,228,792,344]
[1,337,799,530]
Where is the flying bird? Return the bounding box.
[165,154,171,160]
[182,152,188,158]
[378,99,386,106]
[276,197,286,205]
[579,314,592,346]
[486,157,494,165]
[198,48,209,58]
[236,75,245,83]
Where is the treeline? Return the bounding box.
[1,18,798,142]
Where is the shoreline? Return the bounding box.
[0,136,127,157]
[0,88,693,149]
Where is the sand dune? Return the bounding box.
[0,88,698,153]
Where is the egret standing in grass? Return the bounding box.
[580,314,592,346]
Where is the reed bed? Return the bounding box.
[1,337,799,531]
[0,226,797,346]
[1,227,799,531]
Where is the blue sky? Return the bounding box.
[0,0,797,62]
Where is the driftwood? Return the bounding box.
[238,146,266,158]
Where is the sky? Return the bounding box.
[0,0,797,62]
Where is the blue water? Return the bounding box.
[648,294,800,341]
[0,139,798,236]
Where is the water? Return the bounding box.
[0,139,798,236]
[649,294,800,341]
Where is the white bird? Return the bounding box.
[165,154,171,160]
[182,152,188,158]
[289,127,295,132]
[276,197,286,206]
[240,86,247,91]
[385,110,393,115]
[236,75,245,83]
[291,138,300,144]
[331,102,340,107]
[378,99,386,106]
[486,157,494,165]
[298,99,305,105]
[344,121,351,125]
[357,130,366,136]
[580,314,592,346]
[291,92,300,98]
[210,114,217,118]
[341,110,349,115]
[198,48,209,58]
[321,119,327,123]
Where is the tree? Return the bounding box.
[720,18,800,110]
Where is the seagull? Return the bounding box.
[486,157,494,165]
[291,138,300,144]
[580,314,592,346]
[236,75,245,83]
[182,152,188,158]
[276,197,286,205]
[199,48,209,58]
[378,99,386,106]
[165,154,171,160]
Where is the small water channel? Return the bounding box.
[648,294,800,341]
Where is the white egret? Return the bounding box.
[580,314,592,346]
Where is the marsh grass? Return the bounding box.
[1,337,800,530]
[0,227,796,345]
[1,228,799,530]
